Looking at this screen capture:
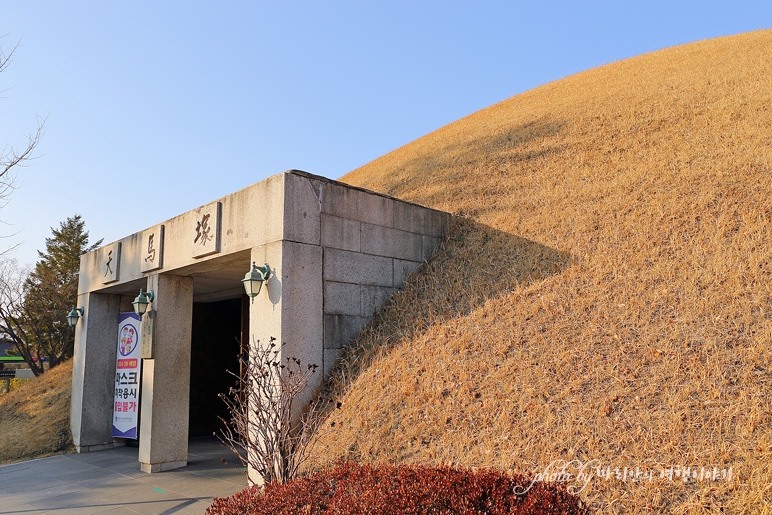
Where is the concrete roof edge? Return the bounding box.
[83,170,451,258]
[284,169,451,216]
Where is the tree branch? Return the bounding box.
[1,119,45,180]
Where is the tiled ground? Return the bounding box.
[0,436,247,514]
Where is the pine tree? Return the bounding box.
[0,215,101,375]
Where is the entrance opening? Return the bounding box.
[189,296,246,437]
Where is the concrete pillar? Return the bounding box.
[279,241,324,413]
[139,273,193,473]
[249,242,323,415]
[70,291,121,452]
[249,242,283,353]
[246,241,323,484]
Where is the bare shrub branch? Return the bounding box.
[217,336,333,486]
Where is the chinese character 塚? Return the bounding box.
[194,213,212,246]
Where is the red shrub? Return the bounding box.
[207,461,590,514]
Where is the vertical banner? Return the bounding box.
[113,312,142,438]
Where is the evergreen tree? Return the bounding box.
[0,215,101,374]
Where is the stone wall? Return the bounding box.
[318,179,448,377]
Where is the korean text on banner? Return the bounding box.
[113,312,142,439]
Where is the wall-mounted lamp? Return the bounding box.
[66,307,84,328]
[242,262,271,302]
[132,289,155,319]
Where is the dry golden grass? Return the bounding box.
[309,30,772,513]
[0,360,74,465]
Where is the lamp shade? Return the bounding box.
[66,307,84,328]
[242,262,271,299]
[132,289,154,318]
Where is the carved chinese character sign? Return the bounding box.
[140,225,165,273]
[195,214,212,245]
[191,201,222,258]
[101,242,121,284]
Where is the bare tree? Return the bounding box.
[0,35,45,253]
[0,259,48,376]
[217,337,334,486]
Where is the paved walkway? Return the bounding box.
[0,437,247,514]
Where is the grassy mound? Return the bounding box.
[309,30,772,513]
[0,361,74,465]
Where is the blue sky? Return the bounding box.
[1,1,769,266]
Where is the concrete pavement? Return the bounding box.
[0,436,246,514]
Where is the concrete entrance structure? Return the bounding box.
[70,170,450,473]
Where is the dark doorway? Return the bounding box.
[189,297,245,437]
